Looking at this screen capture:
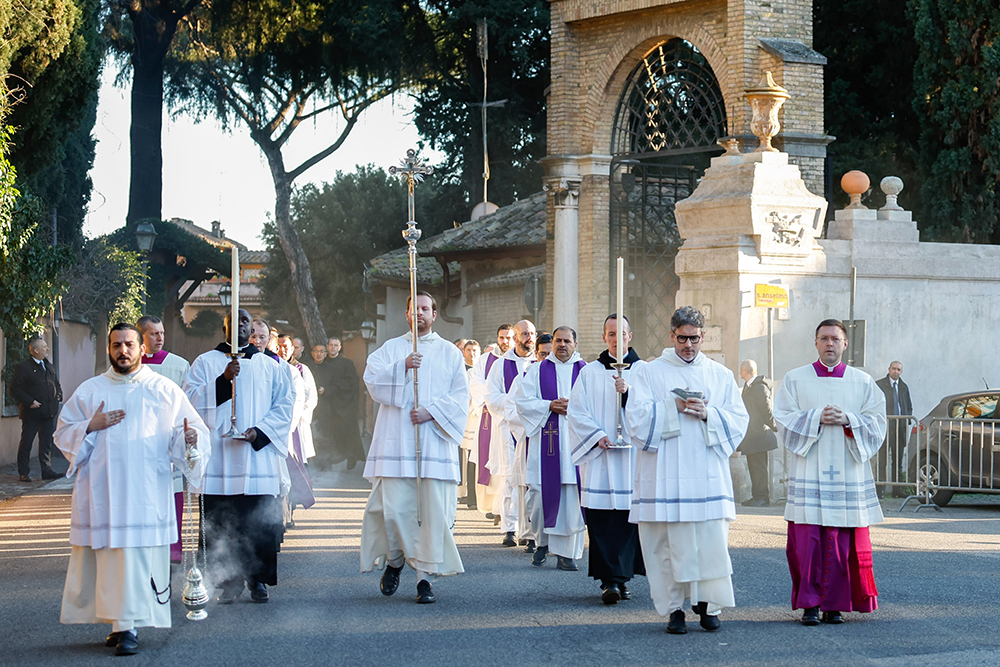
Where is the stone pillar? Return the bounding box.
[544,176,581,331]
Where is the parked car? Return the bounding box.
[909,391,1000,506]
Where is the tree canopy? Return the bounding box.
[412,1,549,223]
[166,0,437,347]
[910,0,1000,243]
[259,165,450,336]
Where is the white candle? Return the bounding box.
[616,256,624,365]
[231,246,240,352]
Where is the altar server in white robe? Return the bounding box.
[774,319,885,626]
[626,306,748,634]
[461,324,514,518]
[485,319,536,547]
[137,314,192,563]
[515,326,587,570]
[56,323,209,656]
[185,308,294,604]
[361,291,469,604]
[568,314,646,604]
[278,335,315,524]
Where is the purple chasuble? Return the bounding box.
[477,354,500,484]
[538,359,585,528]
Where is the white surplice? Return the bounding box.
[185,345,294,497]
[626,350,749,523]
[55,366,209,627]
[774,363,886,527]
[286,360,306,460]
[514,352,586,559]
[484,349,535,534]
[362,331,469,483]
[296,363,319,460]
[625,349,748,613]
[461,350,502,514]
[143,351,190,388]
[361,331,469,576]
[568,357,645,510]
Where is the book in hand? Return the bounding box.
[671,388,704,401]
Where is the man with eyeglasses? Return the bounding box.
[625,306,748,635]
[774,319,886,627]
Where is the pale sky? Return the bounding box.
[85,67,442,249]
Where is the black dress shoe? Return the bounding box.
[699,611,721,632]
[485,512,496,520]
[602,584,621,605]
[41,469,61,480]
[416,579,436,604]
[248,581,269,603]
[380,564,402,596]
[531,545,548,566]
[523,540,536,554]
[801,606,820,626]
[821,611,844,624]
[115,630,138,656]
[18,475,32,483]
[105,631,121,647]
[217,581,243,604]
[619,583,631,600]
[346,459,357,471]
[556,556,578,571]
[501,531,517,547]
[518,538,528,546]
[492,514,501,526]
[666,610,687,634]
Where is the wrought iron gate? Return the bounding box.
[609,38,727,357]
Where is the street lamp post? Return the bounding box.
[135,222,158,309]
[359,319,376,437]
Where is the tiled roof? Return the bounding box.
[168,218,268,263]
[367,248,457,286]
[468,264,545,291]
[367,192,547,284]
[419,192,547,255]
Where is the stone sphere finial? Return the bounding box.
[879,176,904,211]
[841,170,870,209]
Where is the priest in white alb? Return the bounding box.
[774,319,885,626]
[185,308,294,604]
[461,323,514,519]
[515,326,587,571]
[568,314,646,604]
[485,319,537,548]
[361,291,469,604]
[56,323,209,656]
[626,306,748,634]
[137,314,191,563]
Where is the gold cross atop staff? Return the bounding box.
[389,148,434,223]
[389,148,433,526]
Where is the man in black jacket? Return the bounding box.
[11,338,63,482]
[875,361,912,498]
[738,359,778,507]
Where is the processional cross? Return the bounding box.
[389,148,433,525]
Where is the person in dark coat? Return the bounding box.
[875,361,912,498]
[326,336,366,469]
[11,338,63,482]
[738,359,777,507]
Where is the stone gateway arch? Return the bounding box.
[542,0,829,359]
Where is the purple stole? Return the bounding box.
[538,358,586,528]
[477,354,500,484]
[141,349,169,365]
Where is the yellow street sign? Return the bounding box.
[755,284,789,308]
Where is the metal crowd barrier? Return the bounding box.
[885,415,1000,512]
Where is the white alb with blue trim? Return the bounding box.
[626,350,748,523]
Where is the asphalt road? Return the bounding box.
[1,468,999,667]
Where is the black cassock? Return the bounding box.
[325,355,366,466]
